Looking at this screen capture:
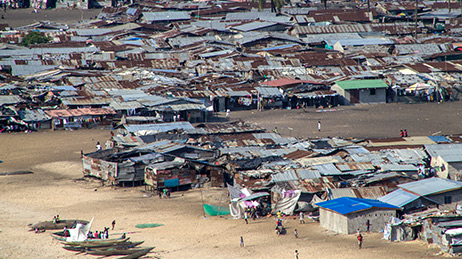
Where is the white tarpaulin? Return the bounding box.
[66,217,94,242]
[272,190,301,215]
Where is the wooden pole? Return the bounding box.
[415,0,418,39]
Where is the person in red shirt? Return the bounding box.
[357,233,363,249]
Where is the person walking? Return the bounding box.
[357,233,363,249]
[400,130,404,137]
[240,236,244,247]
[112,220,116,230]
[294,229,298,238]
[404,129,408,137]
[294,250,300,259]
[299,212,305,224]
[162,188,167,198]
[318,120,321,131]
[366,219,370,232]
[244,211,248,224]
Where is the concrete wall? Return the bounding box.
[427,189,462,206]
[358,88,387,103]
[346,208,396,234]
[330,85,386,104]
[320,208,348,234]
[331,84,349,105]
[320,208,396,234]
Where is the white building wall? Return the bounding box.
[320,208,348,234]
[346,208,396,234]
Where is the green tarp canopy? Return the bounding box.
[203,204,230,216]
[135,223,164,228]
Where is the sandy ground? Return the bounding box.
[2,8,101,28]
[231,102,462,139]
[0,124,443,259]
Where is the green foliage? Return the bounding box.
[20,31,50,47]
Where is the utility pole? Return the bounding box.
[414,0,418,40]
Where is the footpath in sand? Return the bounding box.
[0,129,441,258]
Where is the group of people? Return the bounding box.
[158,188,171,199]
[52,215,60,224]
[88,227,110,239]
[400,129,409,137]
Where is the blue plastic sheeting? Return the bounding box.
[164,178,179,187]
[316,197,400,215]
[428,135,452,143]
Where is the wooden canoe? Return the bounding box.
[86,246,155,256]
[51,231,124,242]
[63,237,130,247]
[29,219,89,231]
[62,241,144,252]
[117,247,154,259]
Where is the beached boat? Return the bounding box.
[117,247,154,259]
[51,231,124,242]
[86,246,155,256]
[62,241,144,252]
[29,219,89,231]
[63,237,130,247]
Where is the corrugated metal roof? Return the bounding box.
[0,95,23,106]
[45,108,116,117]
[20,109,51,122]
[143,11,191,22]
[255,86,282,97]
[378,188,420,208]
[316,197,399,215]
[425,144,462,162]
[297,155,344,166]
[335,79,388,90]
[154,103,206,111]
[311,163,343,175]
[293,24,372,35]
[231,21,278,32]
[398,178,462,196]
[336,162,375,172]
[124,122,195,135]
[379,164,418,172]
[325,37,393,47]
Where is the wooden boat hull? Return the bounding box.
[117,247,154,259]
[62,241,144,252]
[51,231,124,242]
[86,247,155,256]
[63,237,130,247]
[30,219,89,231]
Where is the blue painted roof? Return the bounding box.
[378,188,420,208]
[316,197,400,215]
[428,135,452,143]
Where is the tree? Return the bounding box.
[253,0,285,12]
[19,31,50,47]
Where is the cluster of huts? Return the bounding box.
[2,0,462,255]
[81,115,462,254]
[1,1,462,131]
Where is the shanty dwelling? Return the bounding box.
[82,149,164,186]
[331,79,389,105]
[19,109,52,130]
[379,178,462,214]
[45,108,116,130]
[255,86,283,109]
[316,197,400,234]
[425,144,462,180]
[144,157,196,192]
